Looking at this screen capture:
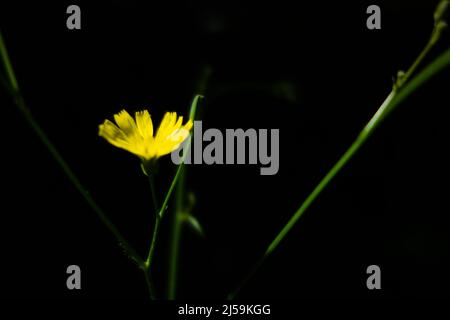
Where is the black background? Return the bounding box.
[0,0,449,299]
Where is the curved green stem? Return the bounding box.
[142,217,160,300]
[152,95,202,223]
[148,173,159,215]
[0,30,144,268]
[145,216,161,269]
[228,35,450,300]
[142,173,161,300]
[143,269,156,300]
[0,31,19,91]
[167,168,185,299]
[145,173,161,269]
[143,95,203,298]
[167,70,210,299]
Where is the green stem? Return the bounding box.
[143,269,156,300]
[0,30,144,268]
[226,92,393,300]
[167,167,185,299]
[0,31,19,91]
[145,174,161,269]
[228,35,450,299]
[142,213,160,300]
[148,173,159,216]
[394,22,444,91]
[397,40,433,89]
[145,216,161,270]
[142,95,202,298]
[153,95,202,222]
[166,70,209,299]
[141,173,161,299]
[266,94,395,256]
[142,97,202,299]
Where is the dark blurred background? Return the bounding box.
[0,0,449,299]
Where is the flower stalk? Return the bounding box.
[0,30,145,268]
[228,1,450,299]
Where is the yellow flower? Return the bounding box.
[99,110,193,160]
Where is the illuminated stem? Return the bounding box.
[228,25,450,300]
[167,70,210,299]
[0,30,144,268]
[167,168,185,299]
[143,95,202,299]
[143,269,156,300]
[145,174,161,268]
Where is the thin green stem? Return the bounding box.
[157,138,194,219]
[145,174,162,269]
[148,173,159,216]
[143,213,160,300]
[145,216,161,269]
[167,70,210,299]
[143,269,156,300]
[0,31,19,91]
[0,30,144,268]
[397,39,434,89]
[167,168,185,299]
[226,91,394,300]
[153,95,202,223]
[142,95,202,298]
[266,97,396,257]
[397,18,447,89]
[228,35,450,299]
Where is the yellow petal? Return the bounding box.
[135,110,153,139]
[100,109,192,161]
[99,120,130,149]
[168,120,192,144]
[155,112,173,141]
[156,119,193,156]
[114,110,138,136]
[182,119,193,132]
[173,116,183,131]
[169,112,177,128]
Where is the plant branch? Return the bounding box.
[228,24,450,299]
[0,30,144,267]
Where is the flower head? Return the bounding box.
[99,109,193,160]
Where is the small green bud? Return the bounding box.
[434,0,450,26]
